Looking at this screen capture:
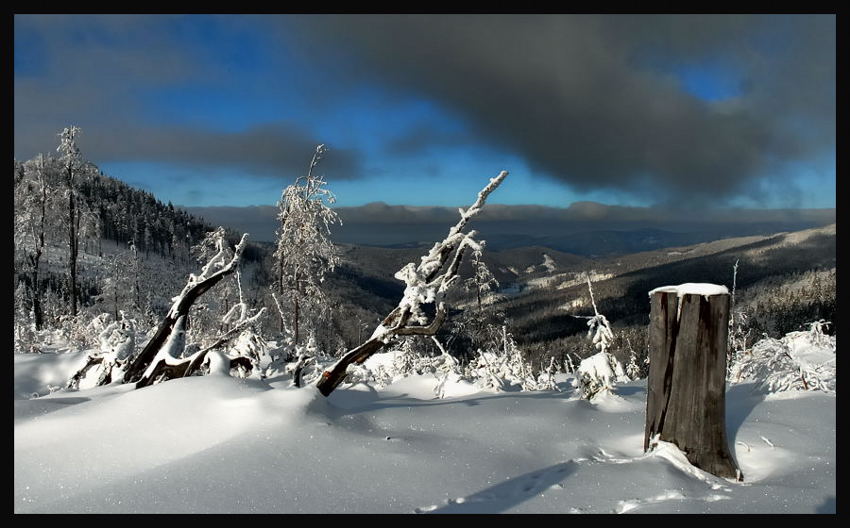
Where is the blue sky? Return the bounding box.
[14,15,835,210]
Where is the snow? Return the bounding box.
[523,253,556,274]
[730,325,835,393]
[14,350,90,399]
[649,283,729,298]
[577,352,615,386]
[14,353,835,513]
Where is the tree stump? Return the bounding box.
[645,284,742,481]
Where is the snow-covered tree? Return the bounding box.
[67,311,146,389]
[392,337,419,377]
[316,171,509,396]
[465,325,537,391]
[95,253,131,321]
[500,325,537,390]
[536,356,560,392]
[464,244,499,312]
[273,144,340,345]
[288,331,322,387]
[57,126,87,317]
[625,348,641,380]
[14,153,61,330]
[623,336,646,380]
[564,352,577,374]
[230,328,273,378]
[572,273,627,399]
[128,241,143,312]
[573,353,617,399]
[727,259,751,377]
[431,336,462,399]
[14,282,39,354]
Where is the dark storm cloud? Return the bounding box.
[283,14,835,203]
[15,15,834,205]
[386,124,472,156]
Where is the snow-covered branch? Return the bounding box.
[168,233,248,319]
[315,171,508,396]
[121,230,251,386]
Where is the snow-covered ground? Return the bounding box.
[14,351,835,514]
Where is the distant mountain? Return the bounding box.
[184,202,835,256]
[325,222,835,350]
[496,223,836,346]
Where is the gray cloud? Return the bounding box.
[13,15,363,180]
[14,119,363,180]
[282,14,835,204]
[386,123,472,156]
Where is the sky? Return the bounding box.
[14,14,836,210]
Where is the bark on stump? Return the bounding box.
[645,287,742,481]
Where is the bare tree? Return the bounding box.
[315,171,508,397]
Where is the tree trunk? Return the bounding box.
[68,175,78,317]
[32,159,47,330]
[30,254,43,330]
[645,289,742,481]
[316,336,388,396]
[293,293,300,346]
[317,304,447,396]
[67,356,104,390]
[122,264,237,384]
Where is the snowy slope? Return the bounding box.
[14,355,835,514]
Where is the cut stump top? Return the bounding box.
[648,283,729,298]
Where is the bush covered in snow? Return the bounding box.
[572,350,628,399]
[465,326,538,391]
[730,321,835,394]
[66,312,153,389]
[570,274,629,399]
[341,322,560,398]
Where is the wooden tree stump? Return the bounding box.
[645,284,742,481]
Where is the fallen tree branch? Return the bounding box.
[135,306,267,388]
[316,171,508,396]
[122,233,249,385]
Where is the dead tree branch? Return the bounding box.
[315,171,508,396]
[122,233,249,385]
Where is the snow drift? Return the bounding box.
[14,352,835,513]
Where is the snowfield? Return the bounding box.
[13,353,834,514]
